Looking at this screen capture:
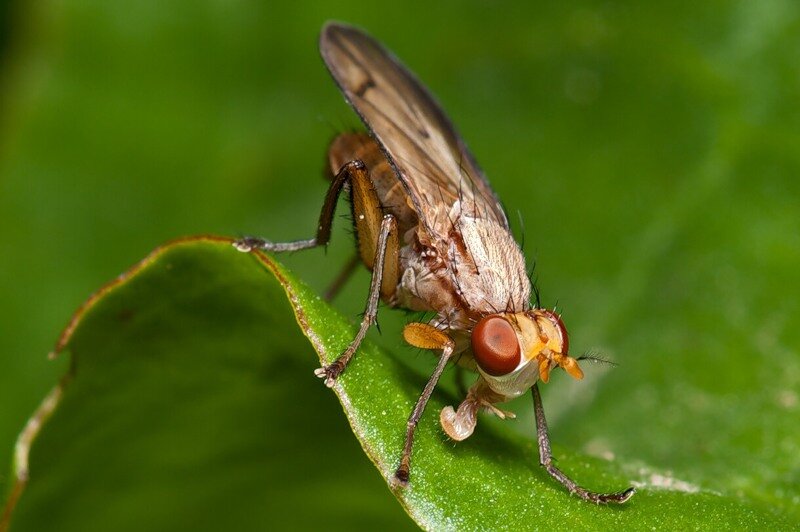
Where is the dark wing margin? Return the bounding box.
[319,21,510,233]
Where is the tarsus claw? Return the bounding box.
[314,363,343,387]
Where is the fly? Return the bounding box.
[235,21,634,504]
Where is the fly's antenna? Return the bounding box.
[577,351,618,367]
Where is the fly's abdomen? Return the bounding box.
[328,132,418,236]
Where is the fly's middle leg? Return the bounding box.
[314,213,398,386]
[234,158,400,386]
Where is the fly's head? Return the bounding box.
[470,309,584,398]
[439,309,585,441]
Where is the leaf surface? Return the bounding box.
[3,237,794,531]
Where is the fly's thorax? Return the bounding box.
[446,206,531,316]
[470,310,584,398]
[395,242,466,318]
[395,198,533,329]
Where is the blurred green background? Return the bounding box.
[1,0,798,528]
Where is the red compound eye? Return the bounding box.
[471,316,521,376]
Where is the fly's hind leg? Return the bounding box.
[314,213,398,386]
[323,252,360,302]
[233,160,367,254]
[532,383,635,504]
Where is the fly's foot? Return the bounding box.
[593,487,636,505]
[391,466,409,488]
[232,237,270,252]
[314,361,344,387]
[390,454,411,488]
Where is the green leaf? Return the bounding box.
[3,237,795,530]
[2,238,410,531]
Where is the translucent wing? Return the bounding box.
[320,21,509,235]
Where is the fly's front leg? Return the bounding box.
[314,213,398,386]
[393,323,455,486]
[532,383,635,504]
[233,160,366,253]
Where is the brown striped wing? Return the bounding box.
[319,22,509,235]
